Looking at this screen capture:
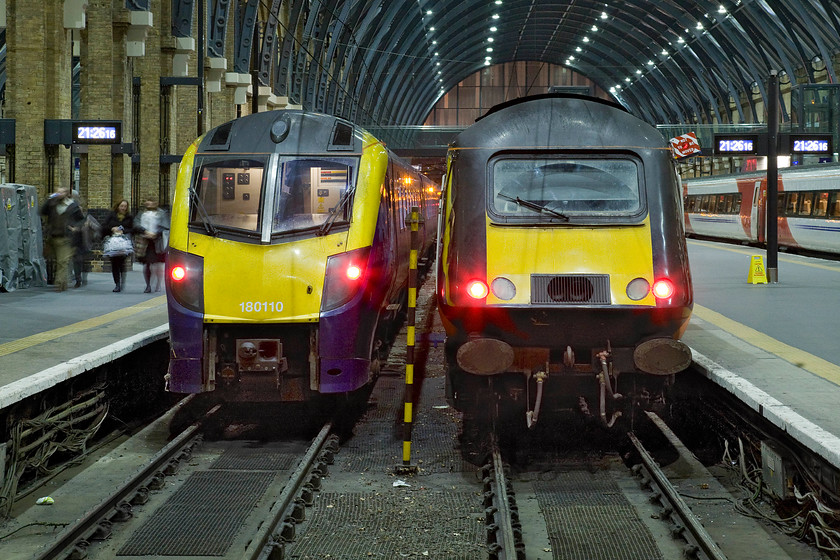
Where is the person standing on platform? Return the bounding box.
[137,198,168,293]
[69,190,94,288]
[102,199,135,293]
[40,187,84,292]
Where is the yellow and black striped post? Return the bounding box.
[396,206,421,475]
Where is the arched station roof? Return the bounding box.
[262,0,840,124]
[228,0,837,127]
[7,1,839,129]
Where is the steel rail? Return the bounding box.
[628,429,729,560]
[483,436,523,560]
[248,421,338,560]
[34,396,214,560]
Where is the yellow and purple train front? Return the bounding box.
[165,111,437,401]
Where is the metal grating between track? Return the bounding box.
[117,445,294,557]
[534,471,663,560]
[341,376,474,473]
[288,492,486,559]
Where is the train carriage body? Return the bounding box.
[438,94,693,426]
[166,111,437,402]
[683,164,840,254]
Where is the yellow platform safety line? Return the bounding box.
[747,255,768,284]
[0,296,166,358]
[693,304,840,386]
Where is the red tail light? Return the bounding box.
[346,264,362,280]
[652,279,674,299]
[321,247,371,312]
[166,249,204,313]
[466,279,489,299]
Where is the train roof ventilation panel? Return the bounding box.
[206,121,233,151]
[328,121,354,151]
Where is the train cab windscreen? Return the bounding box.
[189,155,357,237]
[491,157,642,220]
[273,157,356,235]
[190,156,268,233]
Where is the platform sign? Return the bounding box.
[72,121,122,144]
[669,132,701,159]
[714,134,760,155]
[748,255,767,284]
[789,134,833,155]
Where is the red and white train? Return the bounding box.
[683,164,840,254]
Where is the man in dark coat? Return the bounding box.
[41,187,84,291]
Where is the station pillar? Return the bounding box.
[5,1,72,199]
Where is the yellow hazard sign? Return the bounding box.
[748,255,767,284]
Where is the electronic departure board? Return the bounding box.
[72,121,122,144]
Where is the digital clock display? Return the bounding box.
[718,139,754,152]
[714,134,759,155]
[72,121,122,144]
[790,135,832,154]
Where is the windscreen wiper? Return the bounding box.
[318,187,356,236]
[189,186,218,236]
[498,193,569,221]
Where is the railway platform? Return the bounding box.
[0,240,839,471]
[684,239,840,469]
[0,267,168,411]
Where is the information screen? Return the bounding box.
[713,134,759,155]
[72,121,122,144]
[790,135,832,154]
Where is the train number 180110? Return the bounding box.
[239,301,284,312]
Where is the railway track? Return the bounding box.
[33,400,214,560]
[20,401,339,560]
[476,412,733,560]
[628,414,728,560]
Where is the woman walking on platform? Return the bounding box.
[102,199,135,292]
[137,199,168,292]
